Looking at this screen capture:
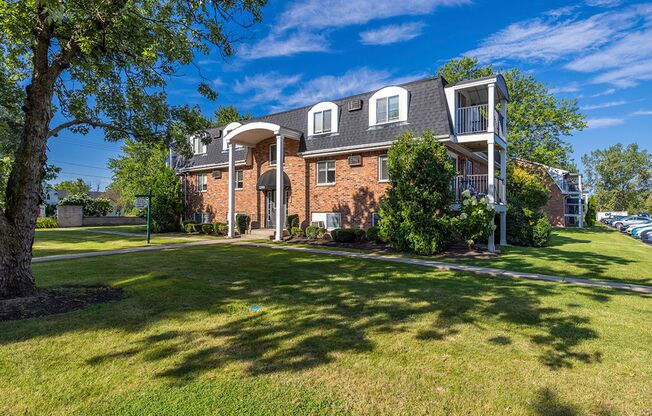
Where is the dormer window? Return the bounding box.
[191,136,207,155]
[313,110,332,134]
[376,95,399,124]
[369,86,409,126]
[308,102,339,135]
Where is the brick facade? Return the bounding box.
[184,138,486,229]
[515,160,565,227]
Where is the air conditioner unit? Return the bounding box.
[348,99,362,111]
[348,155,362,166]
[211,171,222,179]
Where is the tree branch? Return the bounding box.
[48,118,134,138]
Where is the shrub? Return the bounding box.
[352,228,366,242]
[182,220,196,227]
[35,217,57,228]
[451,190,496,249]
[366,226,382,243]
[184,223,197,233]
[331,228,357,243]
[291,226,304,237]
[59,193,112,216]
[150,168,185,232]
[236,214,250,235]
[507,165,550,212]
[305,225,318,239]
[379,131,456,255]
[585,195,597,227]
[201,223,214,234]
[316,227,326,238]
[532,216,552,247]
[286,214,299,232]
[214,222,228,235]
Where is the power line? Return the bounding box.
[49,159,112,171]
[50,137,123,152]
[56,171,113,180]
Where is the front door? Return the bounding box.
[265,190,288,229]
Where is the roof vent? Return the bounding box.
[348,155,362,166]
[348,99,362,112]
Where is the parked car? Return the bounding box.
[631,223,652,238]
[605,215,628,226]
[643,231,652,244]
[613,216,650,230]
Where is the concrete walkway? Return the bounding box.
[239,242,652,294]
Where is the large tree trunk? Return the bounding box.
[0,20,55,299]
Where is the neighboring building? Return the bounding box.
[516,159,587,227]
[174,75,510,248]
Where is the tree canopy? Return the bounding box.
[438,57,586,170]
[214,105,252,127]
[54,178,91,195]
[581,143,652,213]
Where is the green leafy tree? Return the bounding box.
[581,143,652,213]
[150,167,184,233]
[214,105,251,127]
[379,131,456,255]
[506,164,552,247]
[54,178,91,195]
[0,0,266,299]
[438,57,586,170]
[59,193,112,217]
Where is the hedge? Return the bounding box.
[36,217,58,228]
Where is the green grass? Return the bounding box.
[2,244,652,415]
[33,228,192,257]
[443,225,652,285]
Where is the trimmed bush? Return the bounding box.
[286,214,299,232]
[184,223,197,233]
[59,193,112,216]
[214,222,228,235]
[316,227,326,238]
[182,220,195,227]
[331,228,357,243]
[305,225,318,239]
[532,216,552,247]
[35,217,57,228]
[352,228,366,242]
[585,195,597,227]
[291,226,304,237]
[201,223,214,234]
[366,226,381,243]
[236,214,250,235]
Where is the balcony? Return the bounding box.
[453,174,506,205]
[456,105,505,139]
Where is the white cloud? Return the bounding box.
[587,117,625,128]
[591,88,617,97]
[233,72,303,104]
[631,110,652,116]
[549,84,581,94]
[585,0,622,7]
[360,22,426,45]
[580,100,628,110]
[233,67,425,110]
[238,32,329,60]
[275,0,470,32]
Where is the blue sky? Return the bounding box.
[46,0,652,190]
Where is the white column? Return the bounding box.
[500,98,507,139]
[578,175,584,228]
[227,141,236,238]
[275,134,284,241]
[500,211,507,246]
[487,139,495,205]
[487,83,495,134]
[499,148,507,204]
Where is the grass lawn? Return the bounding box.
[443,225,652,285]
[33,228,192,257]
[2,244,651,415]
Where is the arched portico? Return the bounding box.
[224,122,301,241]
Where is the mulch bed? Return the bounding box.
[0,285,125,322]
[284,238,500,259]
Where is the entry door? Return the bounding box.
[265,190,288,229]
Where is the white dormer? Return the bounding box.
[369,86,409,126]
[190,134,207,155]
[222,122,244,151]
[308,102,339,136]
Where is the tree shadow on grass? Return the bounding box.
[532,387,580,416]
[3,244,646,384]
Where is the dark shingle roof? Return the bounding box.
[176,76,452,171]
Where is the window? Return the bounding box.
[312,212,341,230]
[194,212,211,223]
[465,160,473,176]
[269,143,277,166]
[313,109,332,134]
[196,173,207,192]
[317,160,336,185]
[372,212,380,227]
[376,95,399,124]
[192,136,207,155]
[378,155,389,182]
[235,170,243,190]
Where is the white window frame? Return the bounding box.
[312,212,342,230]
[371,212,380,227]
[313,110,332,134]
[316,160,336,185]
[308,102,339,135]
[269,143,277,166]
[378,154,389,182]
[369,86,409,126]
[234,170,244,190]
[191,136,207,155]
[196,173,208,192]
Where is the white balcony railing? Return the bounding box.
[456,104,506,139]
[453,175,506,204]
